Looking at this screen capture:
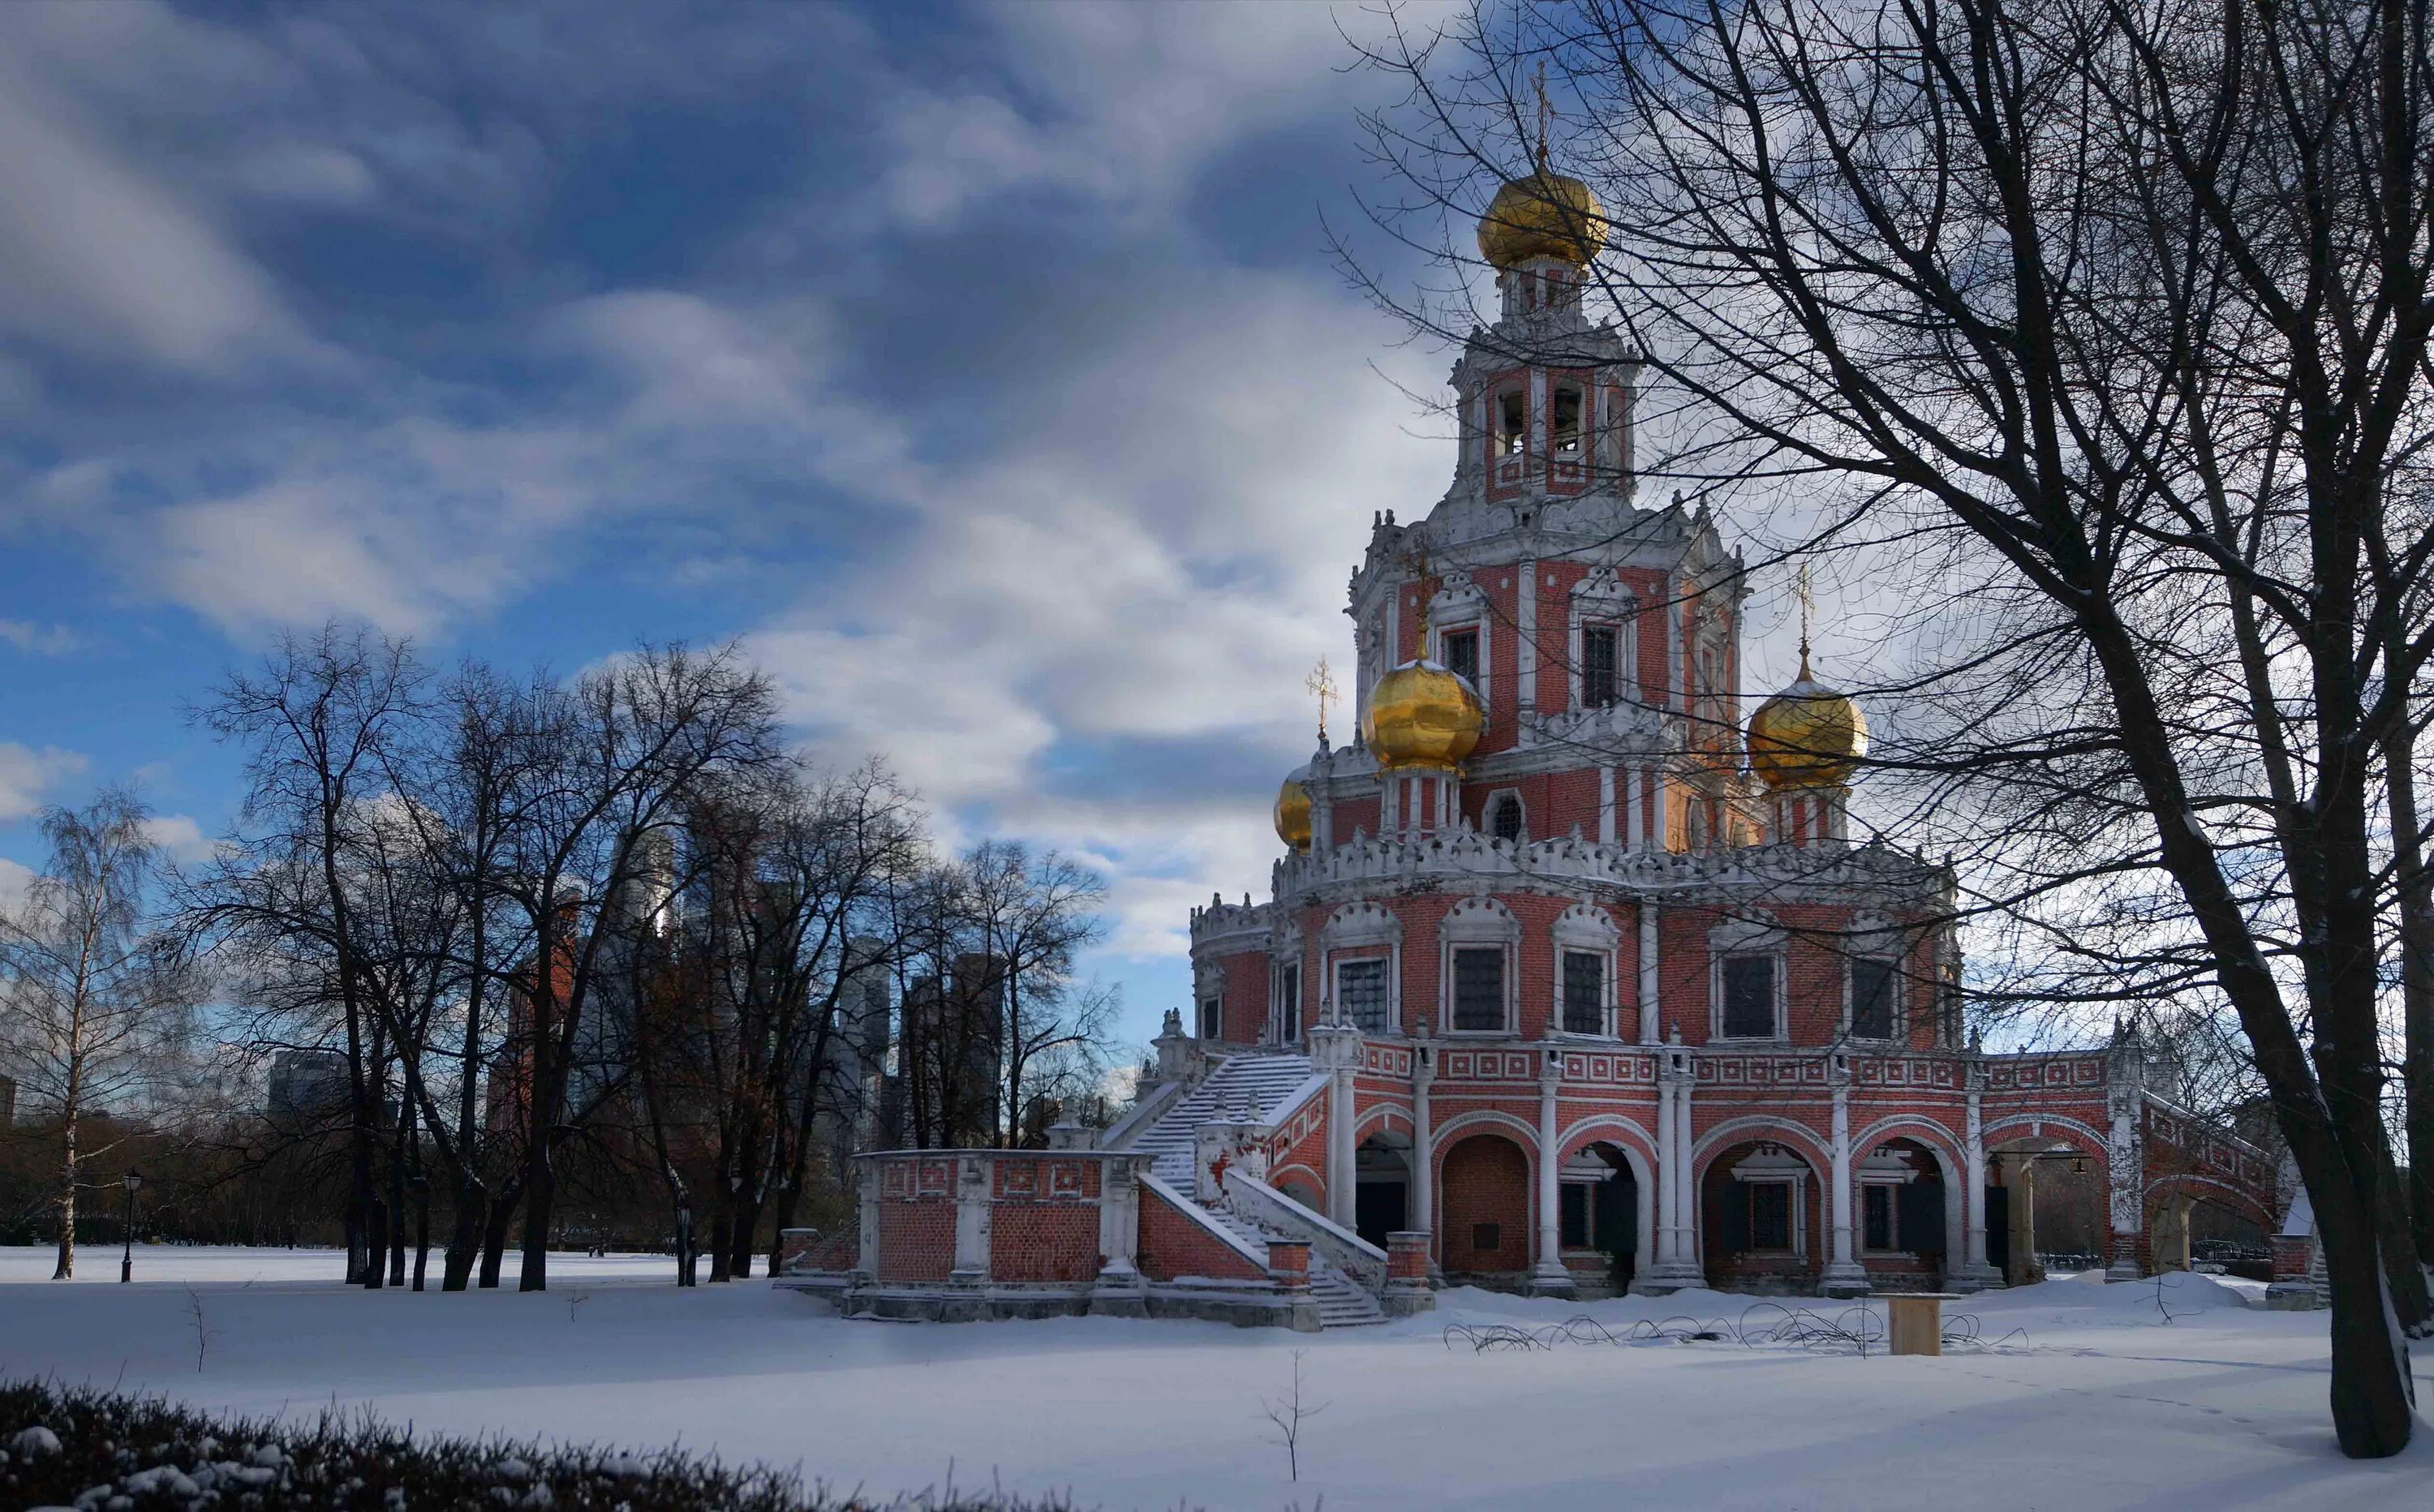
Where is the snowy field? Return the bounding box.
[3,1246,2428,1510]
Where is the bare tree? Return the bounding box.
[0,789,196,1278]
[1347,0,2434,1455]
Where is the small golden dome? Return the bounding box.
[1364,660,1486,772]
[1747,652,1868,790]
[1274,773,1313,850]
[1477,169,1606,269]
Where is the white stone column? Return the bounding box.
[1532,1046,1574,1292]
[1329,1063,1357,1231]
[1517,556,1538,728]
[1412,1044,1436,1264]
[1822,1065,1869,1295]
[1672,1048,1698,1277]
[1637,901,1661,1046]
[1652,1073,1679,1268]
[1958,1070,1996,1290]
[952,1154,991,1286]
[1099,1158,1141,1282]
[1598,765,1616,844]
[1625,762,1645,850]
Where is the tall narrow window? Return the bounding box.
[1198,996,1221,1040]
[1551,385,1583,453]
[1721,955,1777,1038]
[1497,389,1528,455]
[1440,627,1479,688]
[1863,1183,1896,1250]
[1748,1181,1792,1250]
[1490,793,1524,843]
[1562,950,1606,1035]
[1335,958,1388,1033]
[1582,625,1619,707]
[1278,961,1301,1042]
[1451,947,1505,1032]
[1850,958,1898,1040]
[1559,1183,1589,1248]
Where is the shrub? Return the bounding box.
[0,1380,1098,1511]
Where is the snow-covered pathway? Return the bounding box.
[2,1247,2425,1510]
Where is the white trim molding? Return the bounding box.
[1440,896,1522,1035]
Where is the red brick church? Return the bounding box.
[781,162,2283,1329]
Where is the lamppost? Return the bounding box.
[120,1170,142,1283]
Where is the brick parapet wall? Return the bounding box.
[1137,1179,1266,1282]
[858,1150,1128,1288]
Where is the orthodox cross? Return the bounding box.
[1535,62,1552,169]
[1795,561,1815,676]
[1305,655,1339,742]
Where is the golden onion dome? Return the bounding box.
[1274,771,1313,850]
[1363,660,1486,772]
[1747,651,1869,790]
[1477,168,1606,269]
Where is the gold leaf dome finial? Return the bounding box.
[1274,771,1313,850]
[1477,67,1606,270]
[1361,545,1484,772]
[1747,642,1868,791]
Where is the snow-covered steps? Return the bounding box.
[1194,1183,1384,1329]
[1115,1051,1318,1185]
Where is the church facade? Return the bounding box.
[779,162,2281,1327]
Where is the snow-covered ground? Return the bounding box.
[3,1246,2427,1510]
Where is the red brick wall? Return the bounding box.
[1219,948,1270,1045]
[1441,1134,1533,1273]
[1137,1181,1266,1282]
[875,1198,954,1282]
[991,1205,1099,1282]
[1331,795,1379,841]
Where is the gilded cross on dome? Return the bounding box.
[1305,656,1338,741]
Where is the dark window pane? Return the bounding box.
[1749,1182,1791,1249]
[1722,955,1776,1037]
[1583,625,1618,707]
[1473,1222,1502,1252]
[1279,963,1300,1042]
[1864,1183,1894,1250]
[1552,387,1583,453]
[1336,958,1387,1033]
[1199,997,1220,1040]
[1497,391,1526,453]
[1442,629,1479,686]
[1560,1183,1589,1249]
[1491,794,1523,843]
[1851,957,1897,1039]
[1563,951,1605,1034]
[1452,947,1505,1031]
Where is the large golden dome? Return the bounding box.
[1364,660,1486,772]
[1747,653,1868,790]
[1274,771,1313,850]
[1477,169,1606,269]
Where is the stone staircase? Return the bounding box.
[1122,1052,1319,1185]
[1112,1051,1386,1328]
[1199,1188,1387,1329]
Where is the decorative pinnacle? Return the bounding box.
[1534,62,1552,170]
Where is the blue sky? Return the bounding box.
[0,0,1477,1054]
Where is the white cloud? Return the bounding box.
[0,743,88,821]
[0,621,78,655]
[0,856,32,914]
[139,814,219,866]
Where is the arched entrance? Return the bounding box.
[1439,1132,1532,1281]
[1701,1138,1826,1293]
[1559,1140,1641,1294]
[1987,1134,2105,1284]
[1354,1132,1412,1248]
[1851,1136,1950,1289]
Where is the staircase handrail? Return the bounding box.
[1224,1170,1388,1292]
[1101,1076,1187,1150]
[1262,1070,1331,1130]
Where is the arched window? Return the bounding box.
[1551,384,1584,455]
[1490,792,1524,843]
[1496,389,1528,455]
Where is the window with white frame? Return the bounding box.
[1551,384,1585,455]
[1848,956,1899,1040]
[1727,1147,1808,1256]
[1276,960,1301,1042]
[1863,1182,1898,1251]
[1198,994,1221,1040]
[1335,957,1389,1033]
[1561,950,1606,1035]
[1567,569,1637,714]
[1495,388,1528,456]
[1451,947,1505,1032]
[1489,792,1524,843]
[1719,955,1778,1038]
[1581,625,1619,707]
[1439,625,1480,687]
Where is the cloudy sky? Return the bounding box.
[0,0,1488,1050]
